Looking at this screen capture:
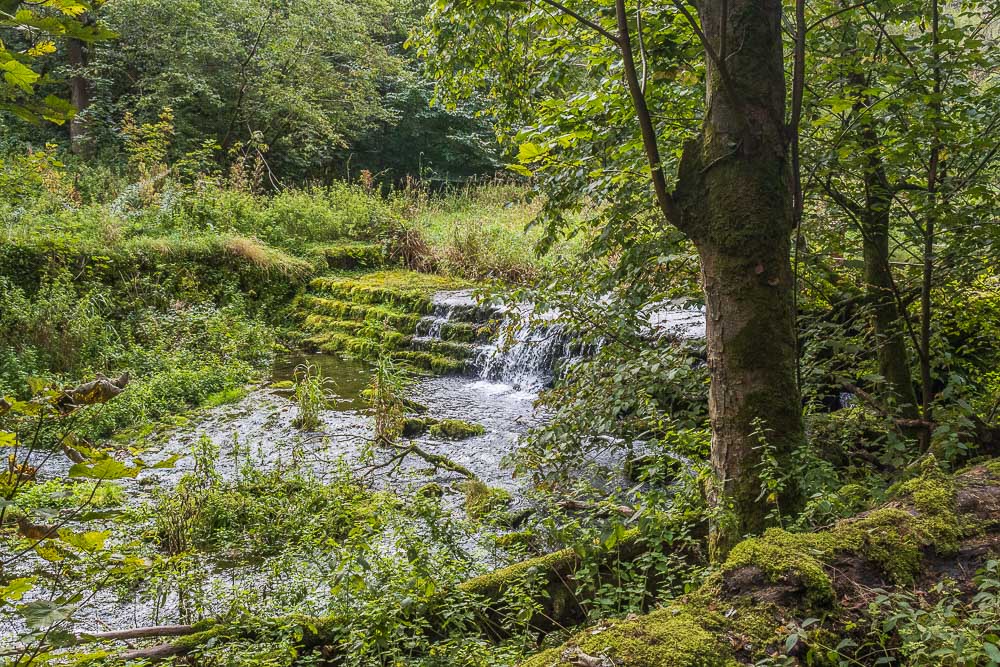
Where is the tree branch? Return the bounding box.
[534,0,619,42]
[615,0,682,226]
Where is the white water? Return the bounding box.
[417,291,706,396]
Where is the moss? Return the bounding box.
[270,380,295,390]
[522,607,734,667]
[459,546,579,598]
[296,296,423,332]
[416,482,444,498]
[460,480,512,519]
[402,417,434,437]
[830,457,961,583]
[722,457,963,591]
[309,270,469,313]
[723,528,836,607]
[393,350,467,374]
[428,418,485,440]
[438,321,479,343]
[409,338,478,359]
[494,529,536,550]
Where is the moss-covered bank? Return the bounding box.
[521,458,1000,666]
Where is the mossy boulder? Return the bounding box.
[416,482,444,498]
[460,479,512,519]
[402,417,434,437]
[429,419,485,440]
[521,608,735,667]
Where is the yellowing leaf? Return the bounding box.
[28,41,57,57]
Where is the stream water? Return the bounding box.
[3,290,705,640]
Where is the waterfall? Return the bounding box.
[417,291,705,395]
[474,307,572,393]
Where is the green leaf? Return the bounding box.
[517,141,545,163]
[19,600,74,630]
[57,529,109,552]
[0,577,35,604]
[69,459,139,480]
[983,642,1000,662]
[1,60,40,93]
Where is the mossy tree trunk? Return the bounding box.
[672,0,805,555]
[67,31,93,156]
[615,0,805,554]
[824,45,920,420]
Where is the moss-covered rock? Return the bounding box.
[722,528,836,607]
[460,480,513,520]
[309,270,470,313]
[416,482,444,498]
[521,607,734,667]
[429,418,485,440]
[521,458,998,667]
[402,417,434,437]
[296,270,478,375]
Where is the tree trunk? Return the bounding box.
[67,37,91,155]
[674,0,805,556]
[843,48,920,419]
[858,147,920,418]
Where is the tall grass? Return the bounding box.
[395,180,589,283]
[292,363,332,431]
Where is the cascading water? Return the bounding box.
[474,307,573,393]
[415,292,568,393]
[415,291,706,395]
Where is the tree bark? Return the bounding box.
[672,0,805,556]
[857,139,920,418]
[67,36,91,155]
[558,0,805,557]
[840,25,920,419]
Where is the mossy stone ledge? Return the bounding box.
[295,270,478,374]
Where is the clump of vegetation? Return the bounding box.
[155,440,388,561]
[460,479,513,520]
[291,363,332,430]
[372,359,407,448]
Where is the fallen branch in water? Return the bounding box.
[364,440,478,480]
[0,625,199,658]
